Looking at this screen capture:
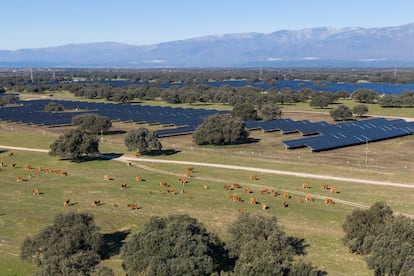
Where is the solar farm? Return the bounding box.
[1,99,413,152]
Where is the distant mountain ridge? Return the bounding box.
[1,23,414,67]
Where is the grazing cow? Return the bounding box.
[180,189,185,194]
[229,194,242,202]
[32,188,40,195]
[34,165,41,172]
[249,197,257,205]
[281,200,288,208]
[296,198,304,203]
[283,192,290,199]
[135,176,143,181]
[127,162,133,167]
[42,167,51,173]
[321,184,329,190]
[16,176,23,182]
[305,194,314,202]
[203,184,209,190]
[238,208,246,213]
[250,175,257,181]
[302,183,311,189]
[104,175,110,181]
[184,171,192,178]
[24,164,32,170]
[9,151,14,157]
[260,188,268,195]
[272,190,279,197]
[186,167,194,173]
[93,200,101,206]
[11,163,17,168]
[63,199,70,207]
[224,184,232,190]
[230,183,241,189]
[178,177,187,185]
[324,198,334,205]
[135,152,141,157]
[120,183,128,189]
[167,188,176,195]
[261,203,268,210]
[160,181,168,187]
[330,187,338,194]
[127,203,138,209]
[243,187,251,194]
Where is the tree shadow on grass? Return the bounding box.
[287,236,309,256]
[99,229,131,260]
[144,149,181,156]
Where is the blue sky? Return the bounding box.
[1,0,413,50]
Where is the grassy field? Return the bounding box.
[1,116,413,275]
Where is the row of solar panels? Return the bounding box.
[0,100,228,130]
[280,118,414,152]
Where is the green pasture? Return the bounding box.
[1,128,413,275]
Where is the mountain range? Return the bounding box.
[1,23,414,68]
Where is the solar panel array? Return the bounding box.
[0,100,228,136]
[1,99,412,151]
[279,118,414,152]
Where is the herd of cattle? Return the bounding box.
[1,151,338,213]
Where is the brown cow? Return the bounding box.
[9,151,14,157]
[243,187,251,194]
[203,184,209,190]
[63,199,70,207]
[272,190,279,197]
[283,192,291,199]
[330,187,338,194]
[250,175,257,181]
[281,200,288,208]
[42,167,52,173]
[260,188,268,195]
[229,194,242,202]
[167,188,176,195]
[24,164,32,170]
[321,184,329,190]
[11,163,17,168]
[34,165,41,172]
[296,198,304,203]
[16,176,23,182]
[230,183,241,189]
[32,188,40,195]
[120,183,128,189]
[104,175,110,181]
[127,162,133,167]
[178,177,187,185]
[305,194,314,202]
[224,184,232,190]
[302,183,311,189]
[324,198,334,205]
[93,199,101,206]
[184,171,192,178]
[160,181,168,187]
[249,197,257,205]
[261,203,268,210]
[135,175,143,181]
[127,203,138,209]
[238,208,246,213]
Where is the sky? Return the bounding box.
[1,0,413,50]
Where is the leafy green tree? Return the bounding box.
[227,213,325,275]
[352,104,369,117]
[44,102,64,112]
[49,129,100,161]
[124,128,162,154]
[231,101,258,120]
[260,104,282,120]
[310,95,331,109]
[0,94,18,107]
[342,202,393,255]
[352,89,378,104]
[120,214,229,276]
[72,114,112,134]
[193,114,249,145]
[366,216,414,276]
[330,104,353,121]
[20,212,103,276]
